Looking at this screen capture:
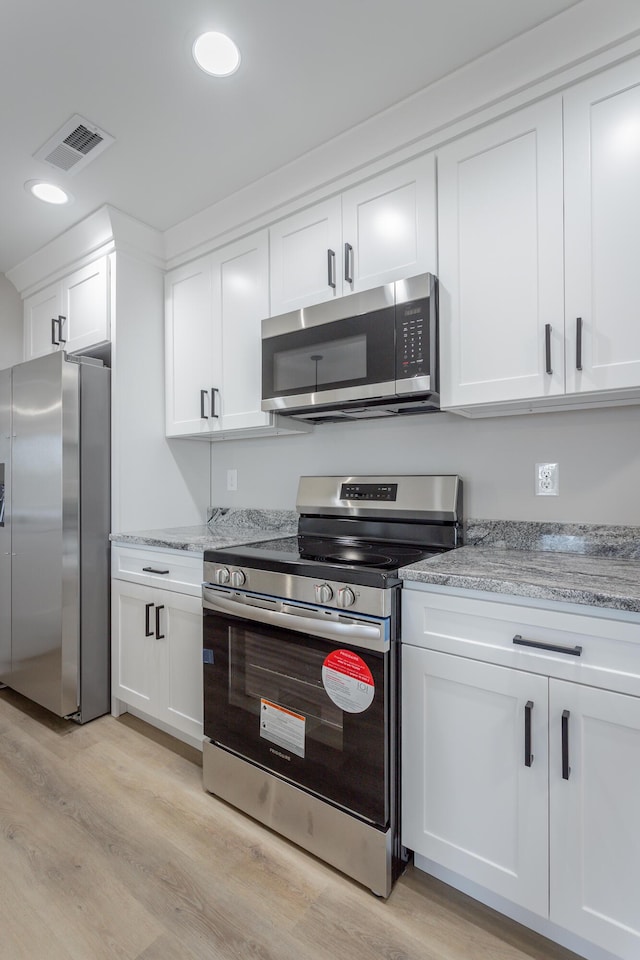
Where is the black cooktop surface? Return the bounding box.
[204,535,443,587]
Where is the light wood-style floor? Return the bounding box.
[0,688,583,960]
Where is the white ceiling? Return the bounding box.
[0,0,581,274]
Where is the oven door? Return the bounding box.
[261,295,396,413]
[203,587,391,828]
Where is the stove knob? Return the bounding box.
[315,582,333,604]
[230,569,246,588]
[337,586,356,608]
[215,567,230,585]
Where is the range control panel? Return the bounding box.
[340,483,398,501]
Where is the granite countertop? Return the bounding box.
[110,508,298,553]
[400,520,640,614]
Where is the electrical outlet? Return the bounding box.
[535,462,559,496]
[227,469,238,492]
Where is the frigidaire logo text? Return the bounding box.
[269,747,291,762]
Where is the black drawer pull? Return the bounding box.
[142,566,170,575]
[562,709,570,780]
[513,634,582,657]
[144,602,154,637]
[155,604,165,640]
[524,700,534,767]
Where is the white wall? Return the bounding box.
[0,274,22,369]
[208,405,640,525]
[111,251,209,532]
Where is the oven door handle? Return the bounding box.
[203,589,389,653]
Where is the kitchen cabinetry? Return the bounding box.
[269,155,436,315]
[563,58,640,395]
[111,544,203,747]
[23,256,110,361]
[437,99,564,410]
[402,586,640,960]
[165,231,308,440]
[439,55,640,415]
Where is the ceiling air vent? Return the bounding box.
[33,114,115,175]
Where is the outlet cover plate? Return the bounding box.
[535,462,559,496]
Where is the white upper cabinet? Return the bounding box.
[564,59,640,395]
[23,255,110,361]
[165,254,215,437]
[269,197,342,315]
[438,99,565,409]
[23,283,63,360]
[340,156,436,293]
[269,155,436,315]
[165,231,308,440]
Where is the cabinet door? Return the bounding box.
[402,646,549,915]
[23,283,63,360]
[341,155,436,293]
[550,680,640,960]
[157,591,203,740]
[564,60,640,394]
[112,580,159,718]
[165,254,216,436]
[438,99,564,408]
[213,231,271,432]
[61,257,109,354]
[269,197,342,314]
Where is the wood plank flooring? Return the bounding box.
[0,688,583,960]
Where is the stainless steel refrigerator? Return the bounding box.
[0,351,110,722]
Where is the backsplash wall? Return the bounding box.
[208,404,640,526]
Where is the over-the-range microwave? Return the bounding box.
[261,273,439,422]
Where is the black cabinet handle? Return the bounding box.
[200,389,208,419]
[57,316,66,344]
[51,317,59,346]
[210,387,219,420]
[576,317,583,371]
[344,242,354,284]
[545,323,552,375]
[524,700,534,767]
[513,634,582,657]
[327,249,336,289]
[144,602,154,637]
[142,566,170,575]
[155,604,165,640]
[561,709,570,780]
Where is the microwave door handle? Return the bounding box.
[203,589,387,653]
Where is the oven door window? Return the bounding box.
[203,610,389,828]
[262,308,396,401]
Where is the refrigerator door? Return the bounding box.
[10,352,80,716]
[0,368,11,677]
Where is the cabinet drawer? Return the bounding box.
[111,544,202,596]
[402,586,640,698]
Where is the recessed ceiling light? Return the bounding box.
[25,180,71,204]
[193,31,240,77]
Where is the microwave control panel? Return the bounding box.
[396,298,429,380]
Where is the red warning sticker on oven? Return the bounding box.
[322,649,375,713]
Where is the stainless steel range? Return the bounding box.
[202,474,463,896]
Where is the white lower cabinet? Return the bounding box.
[402,648,549,916]
[111,546,203,746]
[402,586,640,960]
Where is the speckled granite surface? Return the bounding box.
[465,519,640,559]
[109,509,298,553]
[400,545,640,613]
